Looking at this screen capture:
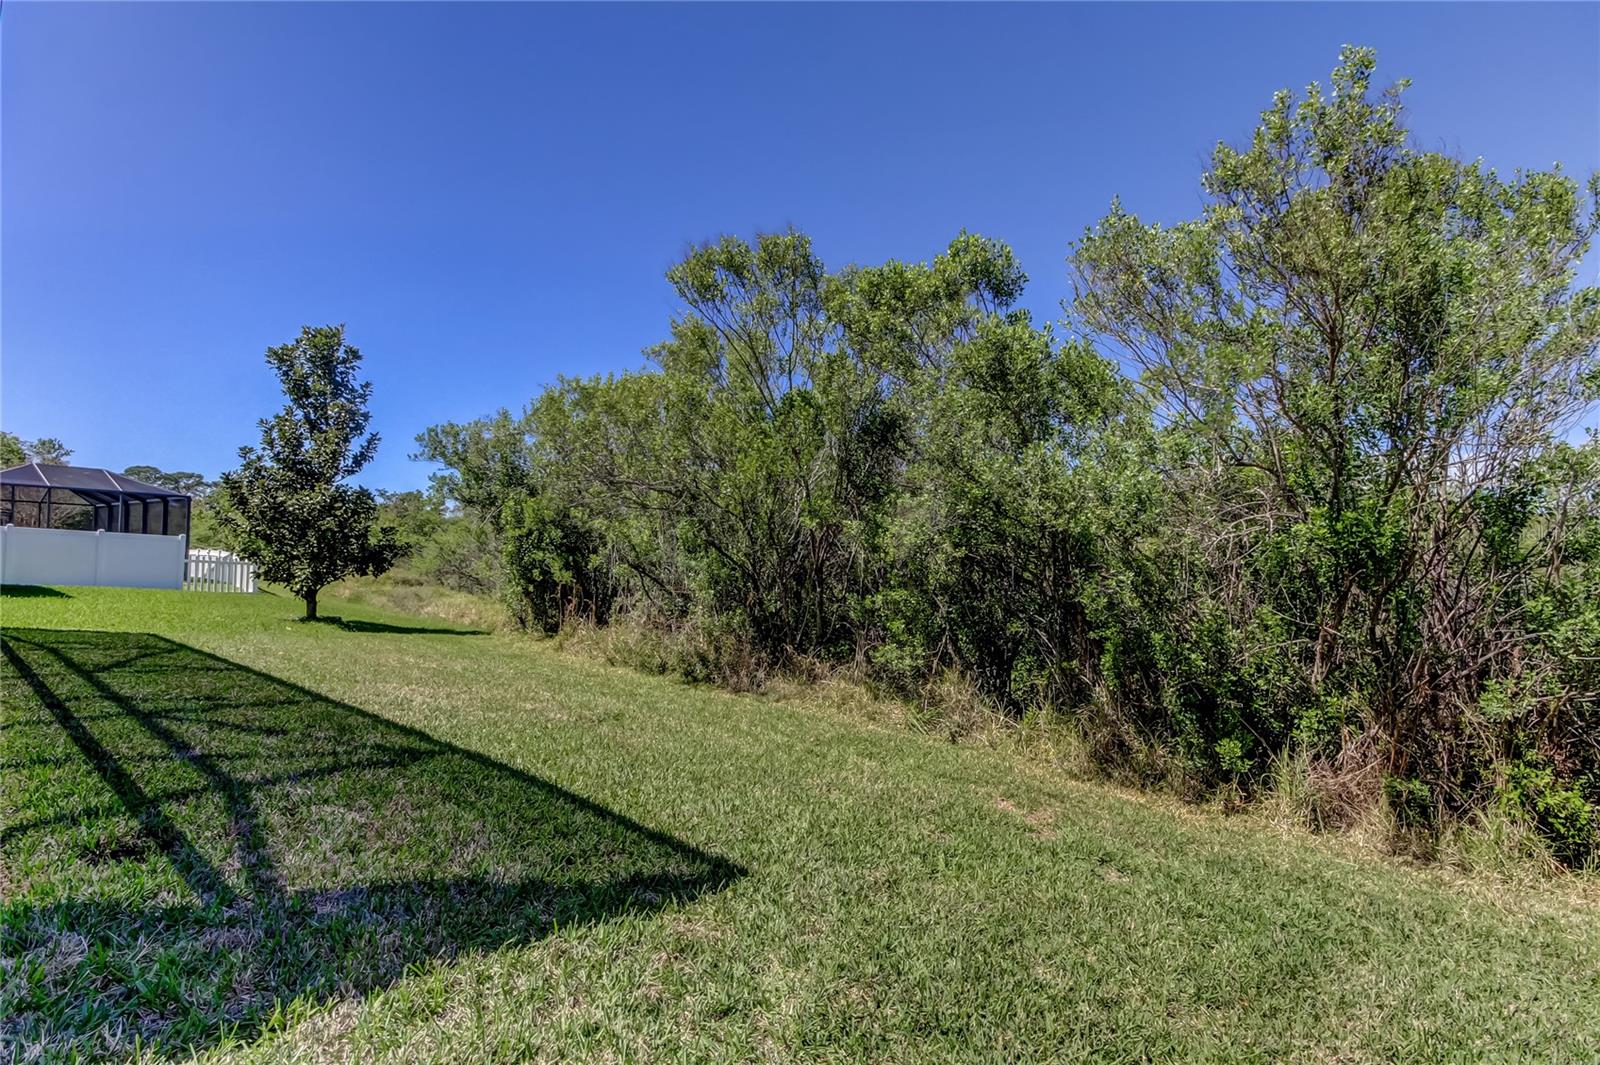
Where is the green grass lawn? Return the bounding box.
[4,587,1599,1063]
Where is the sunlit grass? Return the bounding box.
[4,586,1600,1062]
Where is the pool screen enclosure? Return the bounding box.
[0,463,192,537]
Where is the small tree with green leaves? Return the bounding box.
[0,432,25,467]
[25,437,73,464]
[219,325,401,619]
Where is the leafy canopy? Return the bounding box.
[219,325,400,618]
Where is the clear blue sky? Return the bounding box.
[4,2,1597,490]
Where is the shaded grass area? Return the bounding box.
[0,625,738,1061]
[3,587,1600,1062]
[0,585,71,599]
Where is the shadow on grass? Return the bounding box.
[327,616,488,636]
[0,585,71,599]
[0,628,741,1060]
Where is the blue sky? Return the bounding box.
[4,2,1597,490]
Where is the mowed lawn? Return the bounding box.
[3,589,1599,1063]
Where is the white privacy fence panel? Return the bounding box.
[184,549,258,593]
[0,525,187,589]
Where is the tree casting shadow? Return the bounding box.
[0,627,742,1059]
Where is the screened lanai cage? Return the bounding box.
[0,463,191,537]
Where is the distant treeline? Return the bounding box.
[411,50,1600,864]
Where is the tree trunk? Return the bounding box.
[304,590,318,620]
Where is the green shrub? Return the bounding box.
[1384,777,1435,832]
[1500,761,1597,867]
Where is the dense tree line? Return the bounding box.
[0,432,73,466]
[418,50,1600,863]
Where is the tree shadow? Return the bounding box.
[0,628,742,1060]
[329,616,489,636]
[0,585,71,599]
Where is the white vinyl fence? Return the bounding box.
[0,525,187,589]
[184,548,258,593]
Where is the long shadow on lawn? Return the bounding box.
[0,585,70,598]
[331,617,489,636]
[0,627,742,1060]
